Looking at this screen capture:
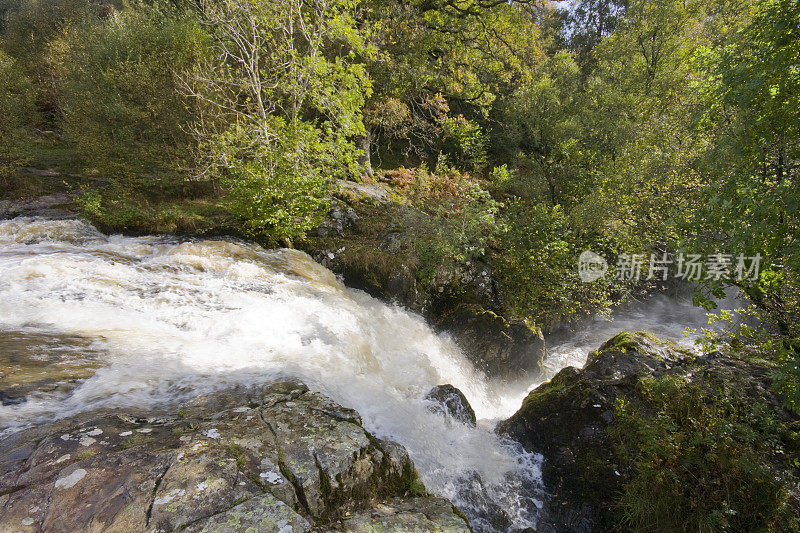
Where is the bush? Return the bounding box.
[440,114,488,173]
[54,4,207,192]
[610,375,800,531]
[213,121,336,243]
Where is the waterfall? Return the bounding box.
[0,216,739,531]
[0,217,542,531]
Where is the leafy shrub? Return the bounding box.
[400,163,504,282]
[440,114,488,173]
[493,199,623,331]
[54,4,207,192]
[212,121,337,243]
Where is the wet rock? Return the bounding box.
[0,331,103,405]
[447,471,514,532]
[302,197,545,381]
[0,380,470,532]
[424,385,476,427]
[0,193,74,219]
[436,305,546,379]
[496,332,687,531]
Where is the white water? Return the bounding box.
[0,217,542,531]
[0,217,738,531]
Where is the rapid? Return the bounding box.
[0,216,733,531]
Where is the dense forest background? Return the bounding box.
[0,0,799,528]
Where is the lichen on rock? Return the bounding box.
[0,380,471,532]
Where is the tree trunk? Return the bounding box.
[357,131,373,179]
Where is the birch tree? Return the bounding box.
[185,0,373,241]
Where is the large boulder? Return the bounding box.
[0,380,470,532]
[497,331,800,532]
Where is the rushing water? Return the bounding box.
[0,217,738,531]
[0,217,544,531]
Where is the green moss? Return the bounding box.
[77,450,96,460]
[226,443,248,470]
[121,433,154,449]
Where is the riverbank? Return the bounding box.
[2,168,551,380]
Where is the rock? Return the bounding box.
[424,385,476,427]
[496,332,688,530]
[0,192,74,219]
[336,497,471,532]
[436,305,546,379]
[301,192,546,381]
[496,331,798,532]
[0,331,103,405]
[310,205,360,238]
[0,380,471,532]
[21,167,61,177]
[336,179,391,204]
[183,493,311,533]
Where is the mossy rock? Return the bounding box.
[497,332,689,530]
[498,331,800,532]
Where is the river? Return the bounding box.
[0,216,735,531]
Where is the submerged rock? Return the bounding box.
[424,384,477,427]
[0,380,470,532]
[0,331,103,405]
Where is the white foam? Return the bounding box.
[0,217,542,530]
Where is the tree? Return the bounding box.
[357,0,543,175]
[0,49,36,180]
[691,0,799,340]
[1,0,103,124]
[54,5,206,192]
[494,50,585,205]
[185,0,373,241]
[563,0,628,67]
